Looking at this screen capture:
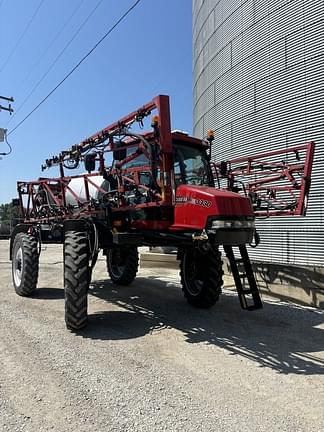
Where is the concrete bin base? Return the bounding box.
[140,252,324,309]
[223,260,324,309]
[140,252,179,270]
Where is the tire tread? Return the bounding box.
[180,247,223,308]
[64,231,89,330]
[12,233,39,296]
[106,247,138,285]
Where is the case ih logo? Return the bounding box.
[175,196,189,203]
[176,196,212,208]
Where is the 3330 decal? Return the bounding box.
[176,196,212,208]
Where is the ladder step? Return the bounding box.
[223,245,263,311]
[245,304,262,311]
[239,292,263,310]
[239,289,256,295]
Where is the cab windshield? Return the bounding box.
[174,143,213,187]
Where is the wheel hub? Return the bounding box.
[110,249,126,278]
[13,247,23,287]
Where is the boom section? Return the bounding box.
[211,142,315,217]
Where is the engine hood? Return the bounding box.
[171,185,254,230]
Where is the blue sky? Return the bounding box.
[0,0,192,204]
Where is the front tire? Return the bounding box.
[64,231,90,330]
[180,246,223,308]
[106,246,138,285]
[12,233,39,296]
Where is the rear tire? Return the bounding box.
[106,246,138,285]
[180,246,223,308]
[12,233,39,296]
[64,231,90,330]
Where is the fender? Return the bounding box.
[9,224,31,260]
[64,219,89,233]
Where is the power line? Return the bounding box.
[0,0,45,73]
[7,0,102,125]
[8,0,142,137]
[12,0,85,99]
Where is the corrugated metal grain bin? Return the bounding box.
[193,0,324,305]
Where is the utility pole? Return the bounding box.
[0,95,14,157]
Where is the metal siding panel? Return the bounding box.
[286,20,324,67]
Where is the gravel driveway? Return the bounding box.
[0,240,323,431]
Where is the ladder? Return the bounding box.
[223,245,263,310]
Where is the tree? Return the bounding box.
[0,202,20,228]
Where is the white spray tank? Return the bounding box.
[65,175,111,206]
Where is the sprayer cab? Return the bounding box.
[166,134,254,245]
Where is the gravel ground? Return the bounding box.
[0,239,323,432]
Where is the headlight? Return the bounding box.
[211,219,255,229]
[211,221,228,229]
[233,221,243,228]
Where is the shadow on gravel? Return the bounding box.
[82,276,324,376]
[85,311,159,340]
[32,287,64,300]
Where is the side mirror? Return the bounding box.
[113,141,126,161]
[12,198,20,207]
[104,172,118,190]
[220,161,227,176]
[84,153,96,173]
